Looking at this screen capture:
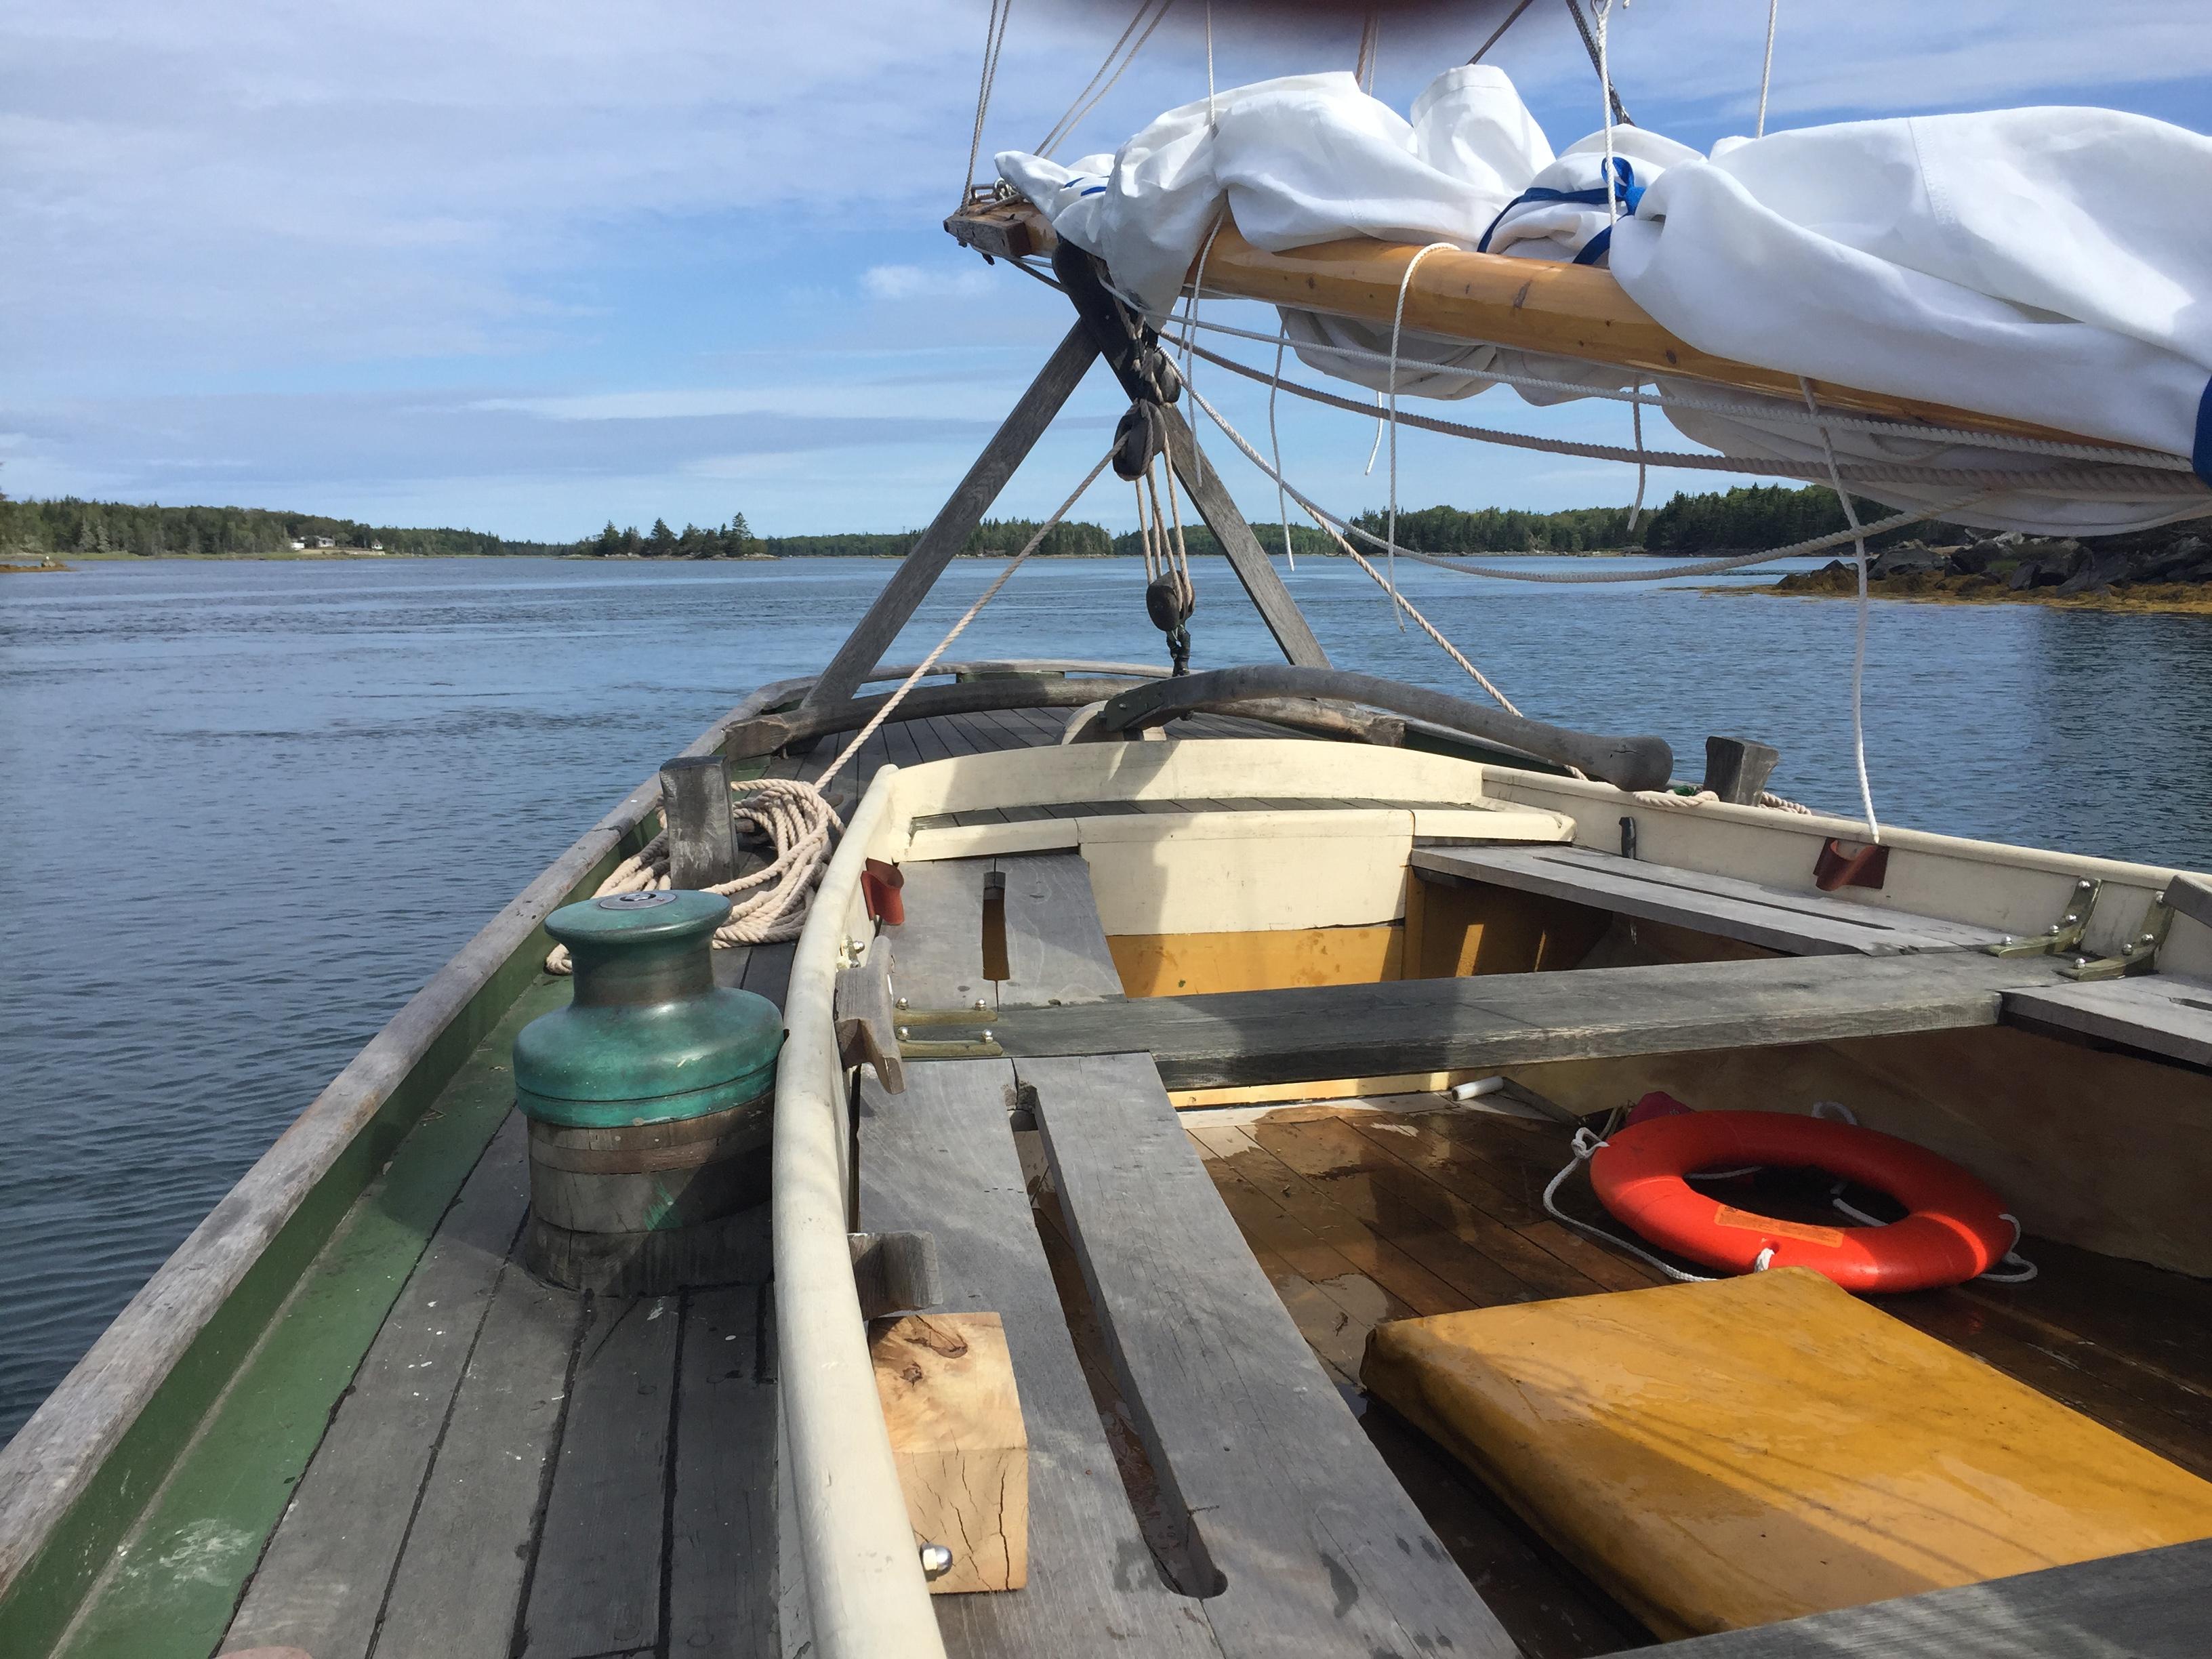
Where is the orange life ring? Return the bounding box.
[1588,1110,2015,1293]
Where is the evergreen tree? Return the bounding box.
[648,518,677,556]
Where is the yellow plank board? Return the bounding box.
[1107,924,1402,998]
[1361,1267,2212,1639]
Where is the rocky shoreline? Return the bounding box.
[1745,523,2212,614]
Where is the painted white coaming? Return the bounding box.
[1078,811,1416,933]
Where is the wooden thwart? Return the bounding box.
[990,951,2077,1089]
[2005,972,2212,1069]
[1620,1537,2212,1658]
[1412,843,2009,957]
[1023,1052,1517,1657]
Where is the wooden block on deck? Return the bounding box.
[871,1313,1030,1594]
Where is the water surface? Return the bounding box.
[6,553,2212,1440]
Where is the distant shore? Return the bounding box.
[5,546,1665,567]
[1721,527,2212,617]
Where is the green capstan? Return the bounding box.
[514,890,783,1130]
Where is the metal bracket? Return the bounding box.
[894,1004,1004,1060]
[2060,888,2175,981]
[1985,876,2100,958]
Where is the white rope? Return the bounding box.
[1546,1130,1715,1282]
[1756,0,1780,139]
[1292,497,1528,716]
[1154,326,2203,499]
[1385,244,1461,630]
[1132,300,2197,473]
[1204,0,1216,132]
[550,452,1113,971]
[961,0,1015,204]
[1181,373,1984,583]
[1269,319,1296,569]
[1176,213,1228,478]
[1803,375,1882,842]
[1037,0,1173,159]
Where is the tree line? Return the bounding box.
[2,484,1958,564]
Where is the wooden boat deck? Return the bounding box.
[129,699,2202,1659]
[201,704,1273,1659]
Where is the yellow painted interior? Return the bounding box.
[1166,1070,1490,1110]
[1402,872,1613,979]
[1361,1268,2212,1640]
[1107,924,1404,998]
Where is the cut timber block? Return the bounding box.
[869,1312,1029,1595]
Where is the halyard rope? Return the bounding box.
[961,0,1015,204]
[548,453,1115,971]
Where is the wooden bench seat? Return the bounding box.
[991,951,2078,1090]
[2004,972,2212,1069]
[1021,1052,1518,1658]
[1412,844,2009,957]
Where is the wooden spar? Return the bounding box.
[947,203,2131,450]
[1096,665,1673,792]
[801,323,1101,715]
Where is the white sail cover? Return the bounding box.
[999,68,2212,535]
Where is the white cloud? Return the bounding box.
[861,264,997,302]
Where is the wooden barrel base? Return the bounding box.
[524,1202,772,1297]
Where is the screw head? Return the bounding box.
[895,996,909,1010]
[982,1028,995,1043]
[897,1025,911,1041]
[920,1543,954,1579]
[974,999,989,1011]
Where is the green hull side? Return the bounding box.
[0,815,655,1658]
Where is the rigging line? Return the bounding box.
[1181,374,1983,582]
[1590,1,1647,533]
[1561,0,1633,125]
[1177,213,1229,480]
[1269,319,1296,569]
[962,0,1015,203]
[1159,329,2199,497]
[1133,476,1157,581]
[1129,300,2196,470]
[1803,375,1883,844]
[817,447,1118,792]
[1387,244,1462,630]
[1292,496,1528,715]
[1756,0,1780,138]
[1355,9,1380,91]
[1471,0,1538,64]
[1038,0,1157,155]
[1040,0,1176,159]
[1205,0,1216,131]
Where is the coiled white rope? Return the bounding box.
[548,453,1115,972]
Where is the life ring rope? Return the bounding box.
[1542,1113,2039,1292]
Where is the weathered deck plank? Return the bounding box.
[991,951,2077,1088]
[370,1253,581,1659]
[1023,1052,1519,1659]
[857,1061,1218,1658]
[222,1117,531,1658]
[2003,971,2212,1069]
[996,852,1124,1008]
[1620,1536,2212,1657]
[1412,844,2007,956]
[668,1284,780,1659]
[884,857,992,1010]
[518,1295,680,1659]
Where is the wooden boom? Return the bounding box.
[947,199,2121,449]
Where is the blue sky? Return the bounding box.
[3,0,2208,541]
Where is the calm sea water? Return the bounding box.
[7,552,2212,1439]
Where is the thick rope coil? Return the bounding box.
[546,453,1115,975]
[546,779,845,972]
